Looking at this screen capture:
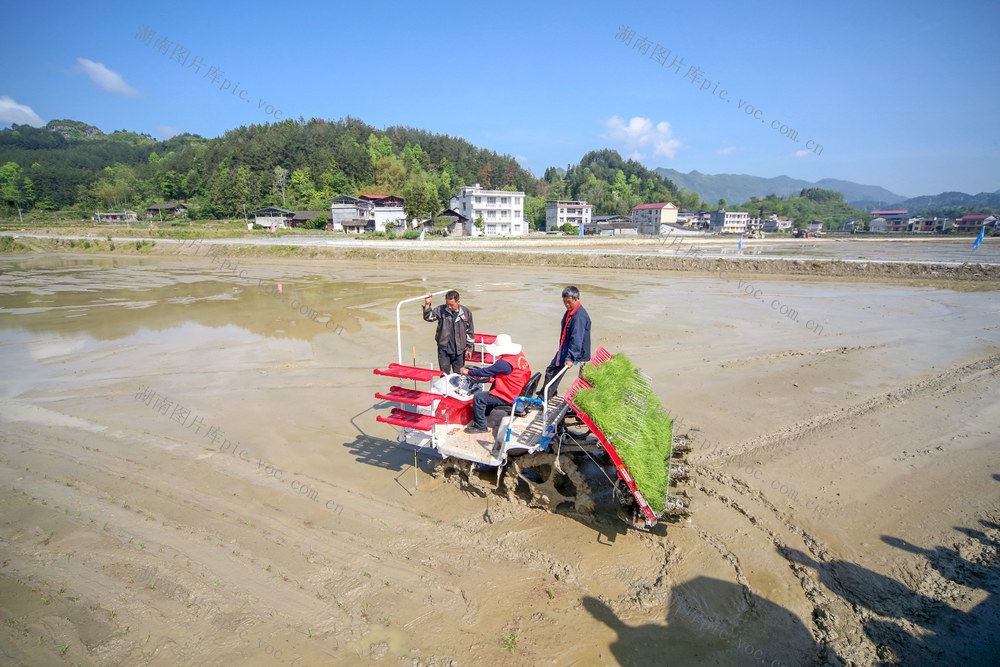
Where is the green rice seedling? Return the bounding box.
[575,353,673,513]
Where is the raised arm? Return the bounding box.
[422,293,439,322]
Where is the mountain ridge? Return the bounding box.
[655,167,906,208]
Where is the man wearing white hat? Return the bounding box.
[459,333,531,434]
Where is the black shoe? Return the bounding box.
[464,425,489,434]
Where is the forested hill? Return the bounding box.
[539,149,690,217]
[0,117,536,220]
[732,188,871,229]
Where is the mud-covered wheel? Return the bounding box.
[559,413,592,439]
[503,453,594,514]
[430,457,463,480]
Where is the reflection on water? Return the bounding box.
[661,238,1000,264]
[0,255,385,342]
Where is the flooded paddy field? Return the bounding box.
[1,252,998,665]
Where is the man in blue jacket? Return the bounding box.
[539,285,591,400]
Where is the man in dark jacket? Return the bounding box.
[539,285,591,400]
[423,290,475,374]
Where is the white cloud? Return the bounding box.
[717,145,738,155]
[156,125,181,140]
[0,96,44,127]
[76,58,139,97]
[794,149,812,157]
[603,115,682,159]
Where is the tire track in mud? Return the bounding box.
[1,416,624,663]
[718,344,880,369]
[713,349,1000,462]
[682,462,880,665]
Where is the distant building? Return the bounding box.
[145,203,187,218]
[418,208,470,237]
[328,194,406,232]
[677,210,712,228]
[763,216,794,233]
[632,202,679,234]
[585,215,632,235]
[709,209,749,234]
[807,220,824,233]
[289,211,326,228]
[453,183,526,236]
[597,220,638,236]
[93,210,138,223]
[358,194,406,231]
[869,217,888,233]
[545,200,593,232]
[329,195,373,233]
[956,214,997,233]
[251,207,293,230]
[883,213,915,232]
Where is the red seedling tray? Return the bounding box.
[373,364,444,382]
[376,408,445,432]
[375,386,444,407]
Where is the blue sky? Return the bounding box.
[1,0,997,198]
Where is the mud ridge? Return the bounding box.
[715,350,1000,461]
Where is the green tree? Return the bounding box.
[0,161,24,210]
[289,167,315,205]
[306,213,328,230]
[373,157,406,194]
[402,173,440,223]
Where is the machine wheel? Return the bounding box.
[503,453,594,514]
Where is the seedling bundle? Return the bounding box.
[572,353,673,513]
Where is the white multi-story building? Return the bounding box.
[759,214,793,233]
[545,200,593,232]
[709,209,750,234]
[453,184,527,236]
[631,202,679,234]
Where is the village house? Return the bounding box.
[632,202,679,234]
[145,203,187,219]
[596,220,638,236]
[955,214,998,233]
[289,211,327,228]
[329,195,372,233]
[677,211,713,229]
[415,208,470,236]
[328,194,406,232]
[584,215,633,235]
[545,200,593,232]
[359,194,406,231]
[709,209,749,234]
[251,207,293,230]
[868,210,910,232]
[453,184,527,236]
[93,210,138,223]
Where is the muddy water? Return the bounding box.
[1,253,999,664]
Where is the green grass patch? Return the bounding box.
[574,353,673,513]
[0,236,29,253]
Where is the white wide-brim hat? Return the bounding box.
[485,333,522,357]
